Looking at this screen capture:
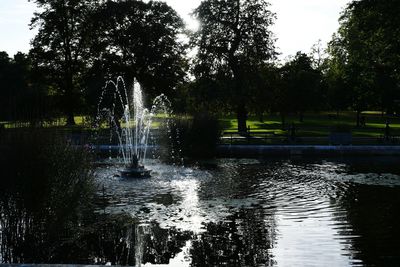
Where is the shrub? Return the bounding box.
[0,129,95,262]
[167,113,221,161]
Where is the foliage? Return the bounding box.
[330,0,400,116]
[84,0,187,113]
[278,52,323,123]
[29,0,100,125]
[168,114,222,161]
[29,0,187,123]
[0,52,55,123]
[182,76,232,115]
[324,37,352,113]
[191,0,276,132]
[0,130,95,262]
[248,64,280,121]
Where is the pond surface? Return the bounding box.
[94,157,400,267]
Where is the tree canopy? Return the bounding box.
[331,0,400,118]
[29,0,99,125]
[192,0,276,132]
[88,0,187,99]
[29,0,187,124]
[3,0,400,128]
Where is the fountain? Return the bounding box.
[97,77,171,178]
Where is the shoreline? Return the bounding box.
[217,145,400,157]
[89,144,400,157]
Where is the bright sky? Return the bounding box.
[0,0,350,59]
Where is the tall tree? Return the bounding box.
[0,52,14,120]
[0,52,51,124]
[192,0,276,132]
[280,52,322,122]
[0,52,30,121]
[29,0,98,125]
[87,0,187,101]
[333,0,400,120]
[324,35,352,116]
[247,63,280,122]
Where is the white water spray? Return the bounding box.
[97,77,171,167]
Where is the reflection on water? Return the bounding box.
[96,158,400,266]
[2,157,400,266]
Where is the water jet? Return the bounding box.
[96,77,171,178]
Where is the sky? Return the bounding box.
[0,0,350,59]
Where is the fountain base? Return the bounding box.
[120,165,151,178]
[120,154,151,178]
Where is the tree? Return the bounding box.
[29,0,98,125]
[0,52,52,124]
[247,64,280,122]
[0,52,30,121]
[333,0,400,120]
[279,52,322,123]
[324,35,352,116]
[309,39,326,71]
[87,0,187,102]
[192,0,276,132]
[0,52,13,120]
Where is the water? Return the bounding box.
[96,77,171,166]
[1,157,400,266]
[95,157,400,266]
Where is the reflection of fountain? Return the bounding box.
[134,224,151,267]
[97,77,171,178]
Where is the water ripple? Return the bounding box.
[95,158,400,266]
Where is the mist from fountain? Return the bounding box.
[96,77,172,170]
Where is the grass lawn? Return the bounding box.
[221,111,400,137]
[1,114,168,130]
[3,111,400,139]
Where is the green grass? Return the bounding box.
[220,111,400,137]
[2,114,171,130]
[3,111,400,139]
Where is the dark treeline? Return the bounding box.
[1,0,399,130]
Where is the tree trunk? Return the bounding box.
[356,110,361,127]
[65,68,76,126]
[237,103,247,133]
[281,112,286,130]
[65,86,76,126]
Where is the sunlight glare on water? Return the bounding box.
[95,157,400,266]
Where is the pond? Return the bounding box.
[94,157,400,266]
[1,157,400,266]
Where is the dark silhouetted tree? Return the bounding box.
[86,0,187,105]
[248,64,280,122]
[0,52,16,121]
[29,0,99,125]
[279,52,322,123]
[192,0,276,132]
[332,0,400,123]
[0,51,55,124]
[324,35,352,116]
